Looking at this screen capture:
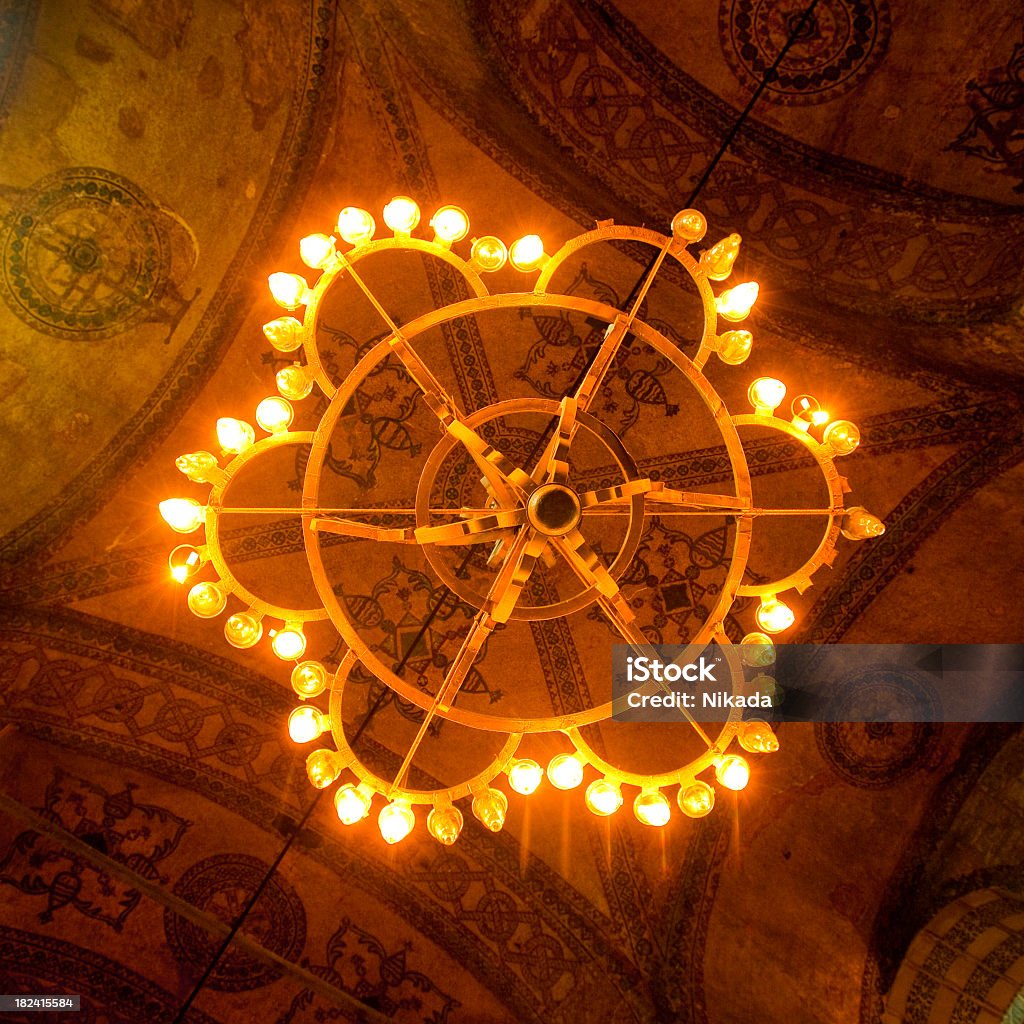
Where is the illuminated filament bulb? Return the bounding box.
[585,779,623,817]
[471,788,508,832]
[287,705,327,744]
[823,420,861,456]
[336,206,375,246]
[276,363,314,400]
[716,755,750,792]
[701,233,742,281]
[270,624,307,661]
[740,632,776,667]
[256,397,294,433]
[756,595,795,634]
[841,506,885,541]
[159,498,204,534]
[187,582,226,618]
[263,316,303,352]
[169,545,204,583]
[383,195,421,235]
[175,451,219,483]
[216,417,255,454]
[430,205,469,244]
[634,790,671,827]
[738,719,779,754]
[715,281,758,321]
[715,330,752,365]
[379,799,415,845]
[747,377,786,415]
[547,753,584,791]
[469,236,508,272]
[268,272,310,310]
[291,660,328,698]
[334,783,372,825]
[299,232,337,269]
[678,781,716,818]
[305,748,341,789]
[509,234,547,272]
[507,758,544,795]
[671,208,707,243]
[790,394,827,431]
[427,805,464,846]
[224,611,263,649]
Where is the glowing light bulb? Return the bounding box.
[585,779,623,816]
[634,790,671,827]
[224,612,263,648]
[175,451,219,483]
[379,799,415,844]
[216,417,255,454]
[288,705,326,743]
[547,753,584,791]
[336,206,375,245]
[715,281,758,321]
[334,783,371,825]
[271,625,307,661]
[740,632,776,667]
[427,805,464,846]
[747,377,786,414]
[430,205,469,243]
[306,748,341,789]
[739,719,779,754]
[255,397,294,433]
[824,420,861,456]
[159,498,203,534]
[383,195,421,235]
[756,595,795,634]
[268,272,310,310]
[790,394,822,430]
[469,235,507,272]
[169,545,204,583]
[509,234,546,272]
[263,316,303,352]
[841,506,885,541]
[507,759,543,795]
[671,208,707,242]
[678,781,716,818]
[187,582,226,618]
[701,233,742,281]
[471,788,508,832]
[299,232,337,270]
[276,363,313,400]
[716,330,752,365]
[716,755,750,791]
[291,660,328,698]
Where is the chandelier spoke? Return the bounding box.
[530,395,579,485]
[579,478,749,512]
[413,507,527,546]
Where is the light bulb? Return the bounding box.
[255,396,294,433]
[299,233,336,269]
[169,545,204,583]
[671,208,707,242]
[701,233,742,281]
[747,377,786,414]
[427,805,464,846]
[824,420,861,456]
[507,759,543,795]
[276,363,313,400]
[336,206,375,245]
[633,790,671,827]
[547,753,584,791]
[288,705,326,743]
[739,719,779,754]
[756,595,795,634]
[715,281,758,321]
[263,316,303,352]
[271,625,307,661]
[224,612,263,648]
[471,788,508,832]
[716,755,750,791]
[678,781,715,818]
[509,234,546,272]
[291,660,328,698]
[334,783,371,825]
[585,779,623,816]
[841,506,885,541]
[469,236,507,272]
[159,498,203,534]
[379,799,415,844]
[187,582,226,618]
[175,451,219,483]
[383,195,421,235]
[740,632,776,667]
[716,330,752,365]
[306,748,341,788]
[751,674,780,706]
[430,205,469,243]
[790,394,822,430]
[268,272,309,310]
[216,417,255,454]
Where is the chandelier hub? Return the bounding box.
[527,483,582,536]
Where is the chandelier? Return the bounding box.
[159,195,885,846]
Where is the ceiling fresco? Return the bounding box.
[0,1,1022,1023]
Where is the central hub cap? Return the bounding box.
[527,483,582,536]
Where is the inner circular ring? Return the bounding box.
[527,483,582,536]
